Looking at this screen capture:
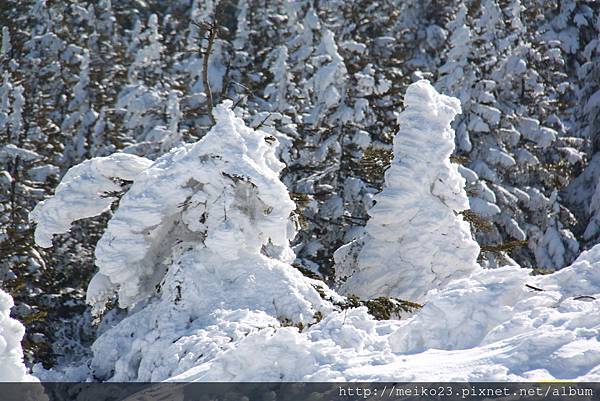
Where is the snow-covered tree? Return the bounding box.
[584,180,600,242]
[264,45,297,113]
[0,289,38,381]
[0,76,50,301]
[335,80,479,301]
[564,5,600,249]
[62,49,98,164]
[436,3,476,152]
[32,102,334,380]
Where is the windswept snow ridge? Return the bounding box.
[335,80,479,301]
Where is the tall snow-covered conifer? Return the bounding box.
[335,80,479,301]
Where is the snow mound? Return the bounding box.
[172,245,600,381]
[335,80,479,302]
[0,289,37,382]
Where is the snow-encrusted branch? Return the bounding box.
[30,153,152,248]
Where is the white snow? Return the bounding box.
[470,197,501,217]
[518,117,556,148]
[0,289,37,382]
[27,164,60,182]
[0,144,40,162]
[171,244,600,381]
[487,147,516,167]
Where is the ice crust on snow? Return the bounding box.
[335,80,479,302]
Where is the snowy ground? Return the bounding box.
[170,250,600,382]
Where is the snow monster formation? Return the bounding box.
[335,80,480,302]
[32,101,335,381]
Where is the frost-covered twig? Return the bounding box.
[195,15,219,125]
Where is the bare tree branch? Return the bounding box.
[201,14,218,125]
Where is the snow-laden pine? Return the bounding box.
[33,101,336,381]
[335,80,479,301]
